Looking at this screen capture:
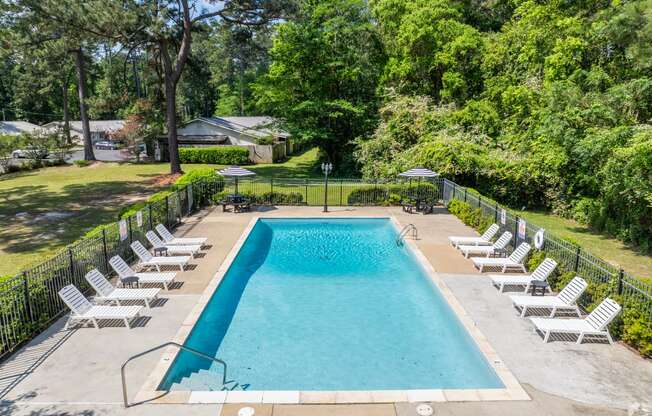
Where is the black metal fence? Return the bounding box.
[0,179,223,360]
[2,175,649,361]
[442,179,652,327]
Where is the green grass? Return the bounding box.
[0,148,322,277]
[519,210,652,283]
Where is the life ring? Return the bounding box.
[534,229,545,249]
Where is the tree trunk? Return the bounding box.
[62,79,71,145]
[72,48,95,161]
[165,77,182,174]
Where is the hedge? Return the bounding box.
[212,190,304,205]
[179,146,249,165]
[347,183,440,205]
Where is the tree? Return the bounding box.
[254,0,385,170]
[1,0,101,160]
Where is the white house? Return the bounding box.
[155,116,293,164]
[43,120,125,145]
[0,121,42,136]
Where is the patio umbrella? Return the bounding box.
[398,167,439,179]
[398,167,439,201]
[217,166,256,195]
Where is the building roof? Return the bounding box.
[43,120,125,133]
[0,121,42,136]
[197,116,289,138]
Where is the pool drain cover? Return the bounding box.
[416,404,434,416]
[238,407,255,416]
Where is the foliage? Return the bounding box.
[74,160,90,168]
[346,182,439,205]
[256,135,276,145]
[178,146,249,165]
[212,190,304,205]
[0,134,21,172]
[254,0,385,172]
[174,167,223,188]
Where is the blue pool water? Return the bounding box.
[160,218,503,391]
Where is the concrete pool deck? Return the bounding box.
[1,206,651,416]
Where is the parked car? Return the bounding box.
[94,141,118,150]
[11,147,49,159]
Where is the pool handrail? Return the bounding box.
[120,341,228,408]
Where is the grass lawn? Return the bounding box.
[0,148,322,277]
[519,211,652,283]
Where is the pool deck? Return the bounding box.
[1,206,651,416]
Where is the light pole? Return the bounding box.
[321,162,333,212]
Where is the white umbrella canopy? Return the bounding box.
[398,167,439,178]
[217,166,256,194]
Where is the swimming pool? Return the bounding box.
[160,218,503,391]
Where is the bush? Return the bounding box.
[175,167,223,187]
[74,160,91,168]
[119,190,173,219]
[256,135,276,145]
[347,182,439,205]
[212,190,304,205]
[179,146,249,165]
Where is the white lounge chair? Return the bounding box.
[131,241,191,272]
[448,224,499,248]
[109,255,177,290]
[156,224,207,246]
[489,258,558,292]
[530,298,621,344]
[510,276,587,317]
[85,269,160,308]
[145,231,202,258]
[458,231,512,258]
[472,242,531,272]
[58,284,142,329]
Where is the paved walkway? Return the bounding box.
[1,206,651,416]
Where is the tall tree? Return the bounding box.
[1,0,101,159]
[254,0,385,170]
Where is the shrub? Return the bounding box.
[179,146,249,164]
[211,190,304,205]
[119,190,173,219]
[175,167,223,187]
[526,250,547,273]
[256,135,276,145]
[346,182,439,205]
[74,160,91,168]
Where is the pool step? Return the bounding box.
[170,369,240,391]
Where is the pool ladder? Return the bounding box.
[396,224,418,246]
[120,341,238,408]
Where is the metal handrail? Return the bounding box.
[396,224,418,246]
[120,341,228,408]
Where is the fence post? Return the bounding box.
[513,216,519,247]
[464,188,467,202]
[270,178,274,204]
[102,228,109,272]
[127,216,133,243]
[22,272,33,322]
[494,202,499,223]
[68,247,75,281]
[165,195,170,227]
[186,185,191,213]
[340,179,343,206]
[617,269,624,295]
[305,179,308,205]
[148,204,153,230]
[478,194,481,208]
[574,246,581,272]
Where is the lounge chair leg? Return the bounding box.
[64,318,71,330]
[145,298,150,308]
[156,264,161,272]
[500,283,505,293]
[606,331,614,345]
[550,307,556,318]
[124,318,130,328]
[92,318,99,329]
[577,333,584,344]
[520,306,527,317]
[576,307,581,317]
[543,330,551,343]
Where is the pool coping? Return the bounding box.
[136,215,529,405]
